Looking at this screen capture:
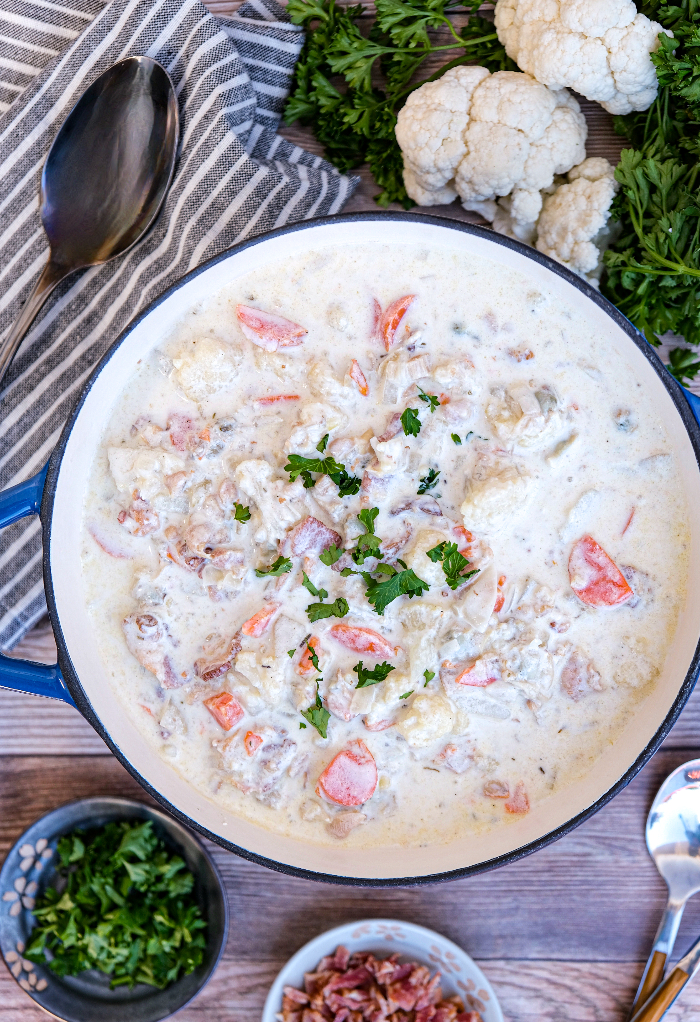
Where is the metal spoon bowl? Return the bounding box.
[630,759,700,1016]
[0,56,179,387]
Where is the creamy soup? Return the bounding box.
[80,243,689,849]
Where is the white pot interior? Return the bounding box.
[48,217,700,880]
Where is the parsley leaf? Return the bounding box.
[306,597,350,622]
[418,387,440,412]
[233,503,251,521]
[354,660,396,688]
[418,468,440,494]
[451,433,462,445]
[426,541,479,590]
[316,433,329,452]
[25,821,206,989]
[302,571,328,600]
[423,669,435,686]
[305,640,320,672]
[401,407,421,436]
[320,543,345,566]
[284,453,361,495]
[353,506,382,564]
[301,682,331,738]
[255,556,292,577]
[288,649,296,658]
[300,722,307,729]
[668,346,700,383]
[399,690,414,699]
[365,562,430,614]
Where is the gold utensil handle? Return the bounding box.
[630,967,689,1022]
[633,950,668,1015]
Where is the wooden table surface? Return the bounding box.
[2,4,700,1020]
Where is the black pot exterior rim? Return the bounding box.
[40,211,700,887]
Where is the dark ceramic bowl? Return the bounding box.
[0,797,228,1022]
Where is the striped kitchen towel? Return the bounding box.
[0,0,359,649]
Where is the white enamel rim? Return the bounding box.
[261,919,503,1022]
[42,213,700,884]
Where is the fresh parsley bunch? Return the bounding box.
[283,0,514,207]
[603,0,700,380]
[25,821,206,990]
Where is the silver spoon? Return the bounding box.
[629,759,700,1017]
[0,55,178,387]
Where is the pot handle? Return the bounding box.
[0,464,76,706]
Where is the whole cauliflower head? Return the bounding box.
[535,156,619,284]
[495,0,672,115]
[396,67,586,219]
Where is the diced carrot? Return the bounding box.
[199,427,210,442]
[329,624,400,658]
[317,739,378,806]
[256,394,300,406]
[236,305,307,352]
[380,295,416,351]
[505,781,530,815]
[494,574,506,614]
[453,525,473,557]
[568,536,633,608]
[204,692,244,731]
[241,603,280,637]
[244,730,263,755]
[622,508,635,535]
[454,659,499,687]
[296,636,321,676]
[349,359,369,396]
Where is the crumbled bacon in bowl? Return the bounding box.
[277,946,483,1022]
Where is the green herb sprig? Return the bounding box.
[427,540,478,589]
[302,681,331,737]
[284,453,361,496]
[302,571,350,621]
[25,821,206,990]
[255,556,292,577]
[354,660,396,687]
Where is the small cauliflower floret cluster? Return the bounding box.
[396,67,586,226]
[493,157,619,286]
[494,0,671,115]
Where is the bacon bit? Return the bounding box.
[168,412,200,452]
[561,649,602,701]
[505,781,530,814]
[508,347,534,362]
[329,624,400,659]
[622,508,635,535]
[377,412,403,442]
[317,740,378,806]
[165,471,187,494]
[194,634,242,681]
[117,500,159,537]
[569,535,633,607]
[288,516,342,557]
[296,636,321,676]
[494,574,506,613]
[236,304,307,352]
[244,730,263,755]
[204,692,244,731]
[349,359,369,396]
[381,294,416,351]
[483,779,510,799]
[241,603,280,637]
[256,394,300,406]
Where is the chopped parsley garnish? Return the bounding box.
[302,572,328,600]
[418,388,440,413]
[301,682,330,738]
[354,660,396,688]
[465,431,474,442]
[418,468,440,494]
[316,433,329,453]
[287,649,296,658]
[299,722,307,729]
[255,555,292,577]
[423,669,436,686]
[399,690,414,700]
[353,507,382,564]
[233,503,251,521]
[426,541,479,590]
[284,453,361,496]
[451,434,462,445]
[401,407,421,437]
[306,597,350,622]
[320,543,344,566]
[364,562,430,615]
[305,640,320,672]
[25,820,206,990]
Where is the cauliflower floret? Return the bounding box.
[535,158,619,284]
[369,435,408,476]
[364,672,412,730]
[461,457,532,534]
[284,402,348,455]
[308,360,353,403]
[486,382,563,448]
[494,0,672,115]
[457,562,498,632]
[396,66,586,220]
[233,459,306,544]
[402,529,450,587]
[108,447,187,502]
[171,337,243,404]
[397,693,455,748]
[233,650,288,710]
[378,349,433,405]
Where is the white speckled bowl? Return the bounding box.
[262,919,503,1022]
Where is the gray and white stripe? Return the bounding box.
[0,0,358,648]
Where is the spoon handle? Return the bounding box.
[629,898,686,1017]
[0,257,69,389]
[629,966,689,1022]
